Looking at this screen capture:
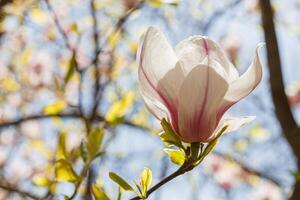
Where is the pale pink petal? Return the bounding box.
[142,94,169,120]
[138,65,170,120]
[224,44,263,102]
[209,116,256,140]
[137,27,178,84]
[177,65,229,142]
[137,27,184,126]
[175,36,239,80]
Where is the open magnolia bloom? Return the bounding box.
[137,27,263,143]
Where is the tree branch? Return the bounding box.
[0,179,40,200]
[259,0,300,199]
[129,164,188,200]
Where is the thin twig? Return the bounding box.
[129,165,188,200]
[0,180,41,200]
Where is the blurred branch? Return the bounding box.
[0,112,149,131]
[130,164,190,200]
[202,0,244,34]
[0,0,13,8]
[0,179,40,199]
[90,0,101,120]
[44,0,72,50]
[85,0,145,71]
[214,151,281,187]
[0,112,282,188]
[259,0,300,199]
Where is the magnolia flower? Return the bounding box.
[137,27,262,143]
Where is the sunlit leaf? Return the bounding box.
[69,23,79,34]
[31,140,53,159]
[159,119,182,148]
[55,159,79,183]
[18,48,31,66]
[147,0,180,6]
[43,100,67,115]
[134,181,143,198]
[87,128,104,160]
[80,141,88,163]
[32,176,52,187]
[108,30,122,48]
[1,78,20,92]
[249,125,269,141]
[57,132,67,160]
[64,52,77,86]
[140,167,152,195]
[117,187,122,200]
[199,125,228,162]
[92,185,110,200]
[109,172,134,191]
[30,7,47,24]
[164,148,185,166]
[106,91,135,124]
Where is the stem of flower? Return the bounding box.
[129,163,193,200]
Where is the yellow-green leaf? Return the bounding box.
[140,167,152,195]
[92,185,110,200]
[55,159,79,182]
[57,132,67,160]
[160,119,182,148]
[43,100,66,115]
[164,149,185,166]
[147,0,180,6]
[109,172,134,191]
[32,176,52,187]
[64,52,77,86]
[249,125,269,140]
[87,128,104,160]
[200,125,228,162]
[106,92,135,124]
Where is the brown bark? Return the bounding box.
[259,0,300,199]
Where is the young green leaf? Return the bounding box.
[92,185,110,200]
[87,128,104,160]
[160,119,182,148]
[64,52,77,86]
[117,187,122,200]
[164,148,185,166]
[109,172,134,191]
[55,159,79,183]
[57,132,67,160]
[105,92,135,124]
[43,100,66,115]
[190,142,201,160]
[199,125,228,163]
[134,181,143,198]
[80,141,88,163]
[140,167,152,196]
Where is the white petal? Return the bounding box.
[177,65,229,142]
[138,64,170,120]
[224,44,263,102]
[137,27,183,124]
[175,36,239,80]
[141,93,169,120]
[137,27,178,84]
[214,116,256,135]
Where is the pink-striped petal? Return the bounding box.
[224,44,263,102]
[175,36,239,81]
[137,27,184,126]
[209,116,256,141]
[177,65,229,142]
[137,27,178,85]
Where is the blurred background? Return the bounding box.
[0,0,299,199]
